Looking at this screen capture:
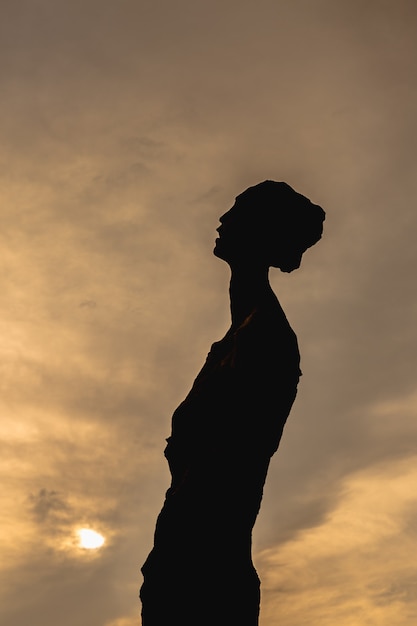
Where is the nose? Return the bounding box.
[217,208,234,236]
[217,220,228,236]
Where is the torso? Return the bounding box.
[165,300,301,494]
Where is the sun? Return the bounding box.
[77,528,105,550]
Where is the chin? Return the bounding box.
[213,243,225,260]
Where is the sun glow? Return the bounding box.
[77,528,105,550]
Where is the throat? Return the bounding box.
[229,266,275,328]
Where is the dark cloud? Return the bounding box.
[29,488,70,524]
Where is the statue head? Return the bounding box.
[214,180,325,272]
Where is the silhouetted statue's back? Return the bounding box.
[140,181,325,626]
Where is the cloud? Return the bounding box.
[1,1,417,625]
[29,488,70,524]
[105,617,141,626]
[256,456,417,626]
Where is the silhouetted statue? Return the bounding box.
[140,181,325,625]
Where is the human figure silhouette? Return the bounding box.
[140,181,325,626]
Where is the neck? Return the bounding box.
[228,263,275,328]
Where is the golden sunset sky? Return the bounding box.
[1,1,417,625]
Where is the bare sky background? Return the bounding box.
[1,1,417,625]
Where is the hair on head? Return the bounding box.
[237,180,325,271]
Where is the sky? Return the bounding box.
[1,1,417,624]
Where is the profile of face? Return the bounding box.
[213,181,325,272]
[214,201,257,264]
[213,200,290,268]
